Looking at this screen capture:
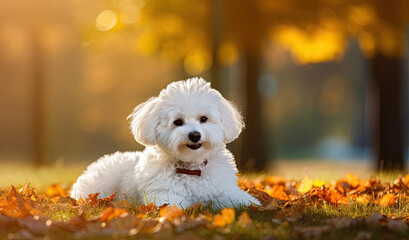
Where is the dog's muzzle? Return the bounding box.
[187,131,202,150]
[187,143,202,150]
[188,131,201,143]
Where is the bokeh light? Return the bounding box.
[217,42,239,66]
[183,49,212,75]
[273,25,346,65]
[120,5,140,25]
[95,10,118,31]
[136,31,159,55]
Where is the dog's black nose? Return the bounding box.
[188,131,201,143]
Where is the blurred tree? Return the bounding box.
[30,30,46,166]
[1,0,78,165]
[368,0,407,171]
[80,0,409,171]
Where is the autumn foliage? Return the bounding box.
[1,173,409,239]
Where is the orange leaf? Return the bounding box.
[136,203,157,215]
[265,176,286,185]
[20,182,36,197]
[99,207,128,222]
[6,185,18,198]
[86,193,100,206]
[237,212,253,228]
[85,192,117,206]
[76,197,86,206]
[343,173,360,188]
[212,208,235,227]
[101,192,117,203]
[378,194,397,206]
[403,174,409,187]
[159,205,183,221]
[356,195,370,204]
[312,179,325,188]
[324,189,345,205]
[46,184,67,197]
[297,175,313,194]
[265,185,289,200]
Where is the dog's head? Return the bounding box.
[128,77,244,162]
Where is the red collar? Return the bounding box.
[176,160,208,176]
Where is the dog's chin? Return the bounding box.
[186,143,202,150]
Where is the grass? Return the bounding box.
[1,159,409,239]
[0,159,400,188]
[0,161,86,189]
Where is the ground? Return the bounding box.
[0,159,408,240]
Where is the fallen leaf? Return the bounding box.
[159,205,183,221]
[46,184,67,197]
[266,185,289,200]
[297,175,313,194]
[237,212,252,228]
[174,215,207,233]
[136,203,157,215]
[356,195,371,204]
[342,173,360,188]
[312,179,325,188]
[212,208,235,227]
[86,193,99,206]
[99,207,128,222]
[403,174,409,186]
[378,194,397,206]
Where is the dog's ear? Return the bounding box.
[217,96,244,143]
[127,97,159,146]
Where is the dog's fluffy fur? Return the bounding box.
[71,78,259,207]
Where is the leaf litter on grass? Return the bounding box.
[1,173,409,239]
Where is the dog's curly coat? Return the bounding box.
[71,78,259,207]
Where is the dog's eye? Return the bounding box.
[173,119,183,126]
[200,116,208,123]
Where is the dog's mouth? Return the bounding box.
[187,143,202,150]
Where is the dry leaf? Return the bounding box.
[212,208,235,227]
[312,179,325,188]
[297,175,313,194]
[99,207,128,222]
[266,185,289,200]
[237,212,252,228]
[378,194,397,206]
[46,184,67,197]
[342,173,360,188]
[159,206,183,221]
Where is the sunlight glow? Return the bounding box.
[120,5,140,24]
[183,49,212,75]
[273,25,346,65]
[136,32,159,55]
[160,15,183,35]
[358,32,375,58]
[95,10,118,31]
[217,42,238,66]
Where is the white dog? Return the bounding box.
[70,77,259,208]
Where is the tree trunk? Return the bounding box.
[239,48,268,171]
[238,0,268,172]
[31,30,46,166]
[210,0,223,92]
[370,53,406,171]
